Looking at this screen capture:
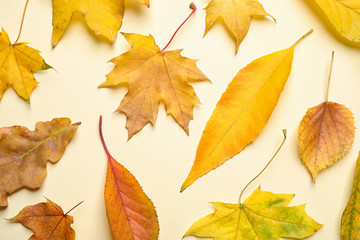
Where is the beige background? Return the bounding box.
[1,0,360,239]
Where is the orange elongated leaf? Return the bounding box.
[184,187,322,240]
[0,118,79,208]
[204,0,275,52]
[298,52,355,181]
[0,29,51,101]
[181,30,312,192]
[341,153,360,239]
[100,33,209,139]
[51,0,149,47]
[99,116,159,240]
[8,199,82,240]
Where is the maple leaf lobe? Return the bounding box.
[101,33,209,139]
[51,0,149,47]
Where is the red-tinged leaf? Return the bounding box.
[99,116,159,240]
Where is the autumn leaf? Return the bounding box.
[8,198,82,240]
[341,153,360,239]
[0,29,51,101]
[51,0,149,47]
[180,30,312,192]
[99,116,159,240]
[298,52,355,181]
[185,132,322,240]
[311,0,360,43]
[0,118,79,208]
[184,187,322,240]
[100,4,209,139]
[204,0,275,52]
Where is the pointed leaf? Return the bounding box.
[100,33,209,139]
[181,31,311,191]
[185,187,322,240]
[8,199,78,240]
[312,0,360,43]
[298,101,355,180]
[51,0,149,47]
[204,0,274,52]
[341,153,360,239]
[100,116,159,240]
[0,29,51,101]
[0,118,79,207]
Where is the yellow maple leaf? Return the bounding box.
[0,29,51,102]
[100,33,209,139]
[204,0,275,52]
[298,52,355,181]
[51,0,149,47]
[184,187,322,240]
[181,30,312,192]
[312,0,360,43]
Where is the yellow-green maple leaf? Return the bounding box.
[204,0,274,52]
[185,187,322,240]
[51,0,149,47]
[312,0,360,43]
[0,29,51,101]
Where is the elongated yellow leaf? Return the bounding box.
[181,30,312,192]
[341,153,360,239]
[313,0,360,42]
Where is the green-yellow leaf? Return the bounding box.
[341,153,360,239]
[184,187,322,240]
[312,0,360,42]
[181,30,312,191]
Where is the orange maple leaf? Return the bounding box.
[8,199,82,240]
[100,4,209,139]
[0,118,79,208]
[298,52,355,181]
[99,116,159,240]
[100,32,209,139]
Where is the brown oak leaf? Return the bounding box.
[0,118,79,208]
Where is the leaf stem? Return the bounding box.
[294,29,313,45]
[99,115,112,158]
[239,129,287,203]
[64,200,84,216]
[325,51,335,102]
[161,2,197,52]
[14,0,30,44]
